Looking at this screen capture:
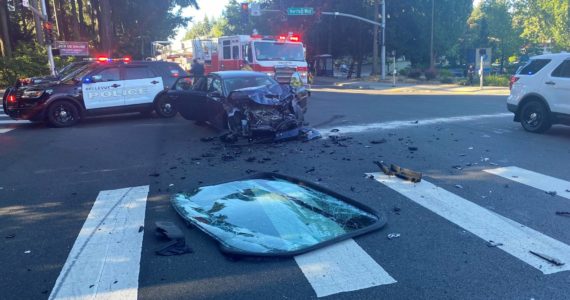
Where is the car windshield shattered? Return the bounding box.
[171,174,385,256]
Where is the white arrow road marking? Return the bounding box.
[49,186,150,300]
[369,173,570,275]
[484,166,570,200]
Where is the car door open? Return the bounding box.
[171,76,210,121]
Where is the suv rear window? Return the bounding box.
[551,60,570,78]
[518,59,551,75]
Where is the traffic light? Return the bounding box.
[42,21,54,45]
[240,2,249,24]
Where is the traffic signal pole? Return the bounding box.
[40,0,56,75]
[24,0,56,75]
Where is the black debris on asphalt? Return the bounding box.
[138,226,144,233]
[370,139,387,144]
[486,240,504,247]
[148,173,160,177]
[546,191,557,196]
[155,221,193,256]
[245,156,256,162]
[555,211,570,217]
[305,167,315,173]
[529,250,565,266]
[408,146,418,151]
[5,234,15,239]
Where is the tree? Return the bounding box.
[513,0,570,51]
[481,0,522,72]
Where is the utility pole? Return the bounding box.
[381,0,386,80]
[429,0,435,70]
[372,0,379,75]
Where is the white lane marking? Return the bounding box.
[369,173,570,274]
[0,128,14,134]
[295,239,397,298]
[49,186,149,300]
[484,167,570,200]
[320,113,511,136]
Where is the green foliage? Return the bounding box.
[438,69,453,78]
[183,17,227,40]
[484,74,510,86]
[513,0,570,50]
[408,69,422,79]
[0,43,49,87]
[424,69,437,80]
[440,77,454,84]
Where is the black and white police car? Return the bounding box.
[2,57,187,127]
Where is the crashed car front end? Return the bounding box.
[225,84,305,137]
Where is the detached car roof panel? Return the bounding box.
[171,173,386,257]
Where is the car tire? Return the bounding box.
[154,95,177,118]
[47,101,80,127]
[520,100,552,133]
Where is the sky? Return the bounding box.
[173,0,230,42]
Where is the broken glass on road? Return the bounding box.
[171,173,385,256]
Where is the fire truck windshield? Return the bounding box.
[254,41,304,62]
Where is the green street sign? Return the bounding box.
[287,7,315,16]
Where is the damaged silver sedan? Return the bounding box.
[169,71,309,140]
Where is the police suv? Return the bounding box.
[508,52,570,133]
[2,58,187,127]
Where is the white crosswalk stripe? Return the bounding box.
[49,186,150,300]
[369,172,570,275]
[295,239,396,297]
[0,111,29,133]
[484,166,570,200]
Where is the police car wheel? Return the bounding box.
[155,96,177,118]
[47,101,80,127]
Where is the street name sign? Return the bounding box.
[287,7,314,16]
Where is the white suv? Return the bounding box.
[507,52,570,133]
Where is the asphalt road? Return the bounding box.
[1,88,570,300]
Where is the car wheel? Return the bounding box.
[154,95,178,118]
[520,101,552,133]
[47,101,80,127]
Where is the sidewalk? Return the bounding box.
[312,77,509,96]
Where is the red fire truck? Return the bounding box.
[191,33,309,85]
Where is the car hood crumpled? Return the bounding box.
[171,173,386,257]
[228,84,291,106]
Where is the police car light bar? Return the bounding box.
[88,57,132,63]
[289,34,301,42]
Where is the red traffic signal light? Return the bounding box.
[42,21,53,30]
[241,2,249,11]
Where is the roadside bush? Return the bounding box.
[438,69,453,78]
[424,69,437,80]
[484,75,510,87]
[440,77,453,84]
[399,68,410,76]
[407,68,422,79]
[0,43,75,88]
